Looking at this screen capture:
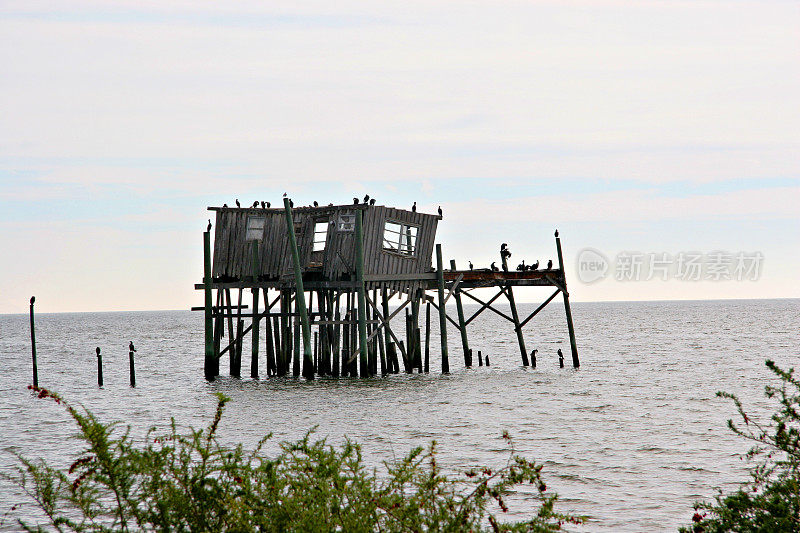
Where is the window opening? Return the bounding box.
[246,216,265,241]
[383,221,418,256]
[313,221,329,251]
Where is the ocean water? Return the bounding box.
[0,298,798,531]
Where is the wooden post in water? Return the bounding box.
[555,230,580,368]
[251,241,260,379]
[283,198,314,379]
[203,230,214,380]
[424,300,430,373]
[96,347,103,387]
[450,260,471,367]
[354,209,370,377]
[435,244,449,374]
[129,349,136,387]
[264,289,276,376]
[505,285,529,367]
[29,296,38,388]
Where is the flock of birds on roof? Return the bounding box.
[218,196,442,217]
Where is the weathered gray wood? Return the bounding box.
[435,244,449,374]
[555,231,580,368]
[29,297,38,388]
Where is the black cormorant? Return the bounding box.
[369,198,376,205]
[129,341,136,352]
[363,194,370,204]
[411,201,416,212]
[235,199,241,208]
[313,201,319,207]
[353,197,359,205]
[222,203,228,208]
[260,201,266,209]
[252,201,259,208]
[547,259,553,269]
[30,296,35,305]
[490,262,498,272]
[437,206,442,216]
[266,202,271,208]
[531,260,539,270]
[207,219,212,231]
[469,261,473,270]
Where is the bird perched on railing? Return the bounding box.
[516,260,526,271]
[252,201,259,208]
[235,199,241,208]
[531,260,539,270]
[547,259,553,270]
[260,201,266,209]
[490,262,499,272]
[412,201,417,212]
[469,261,473,270]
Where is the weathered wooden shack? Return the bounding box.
[196,198,579,380]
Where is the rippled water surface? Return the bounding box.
[1,299,798,531]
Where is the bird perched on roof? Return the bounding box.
[491,262,498,272]
[235,199,241,208]
[353,197,359,205]
[369,198,376,205]
[516,260,526,271]
[207,219,212,231]
[252,201,259,208]
[438,206,442,217]
[129,341,136,352]
[412,201,417,212]
[547,259,553,269]
[313,200,319,207]
[289,199,294,207]
[363,194,370,204]
[266,201,271,208]
[260,201,266,209]
[222,203,228,208]
[531,260,539,270]
[469,261,473,270]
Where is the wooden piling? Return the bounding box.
[203,231,214,380]
[505,286,529,366]
[354,210,369,377]
[478,350,483,367]
[96,347,103,387]
[435,244,449,374]
[424,301,430,373]
[250,242,260,379]
[332,291,341,376]
[129,350,136,387]
[264,289,276,376]
[283,198,314,379]
[555,230,580,368]
[29,296,38,388]
[293,316,301,377]
[450,260,471,367]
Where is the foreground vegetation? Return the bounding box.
[6,387,584,532]
[682,360,800,532]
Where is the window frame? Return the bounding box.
[382,219,420,257]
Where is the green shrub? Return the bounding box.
[682,360,800,532]
[6,387,584,532]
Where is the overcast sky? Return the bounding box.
[1,1,798,313]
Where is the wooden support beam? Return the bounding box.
[250,241,260,379]
[459,289,515,323]
[518,289,561,330]
[283,198,314,379]
[450,260,471,367]
[463,288,505,326]
[555,230,580,368]
[427,301,462,330]
[354,209,370,376]
[442,274,463,305]
[504,284,529,366]
[203,230,214,380]
[435,244,449,374]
